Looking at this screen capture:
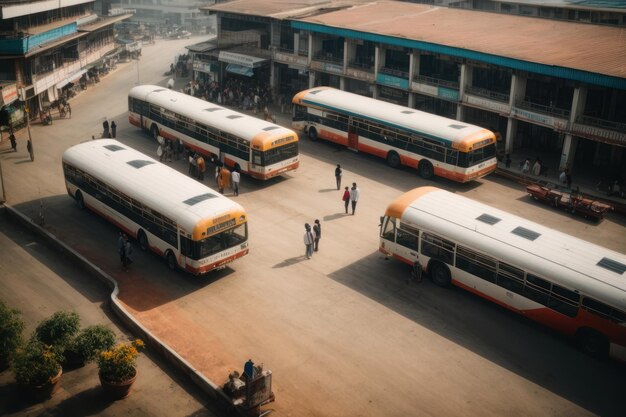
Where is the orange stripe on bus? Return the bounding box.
[385,187,439,219]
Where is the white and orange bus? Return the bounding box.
[128,85,299,180]
[293,87,496,183]
[379,186,626,357]
[62,139,249,275]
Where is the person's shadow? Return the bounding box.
[273,255,307,268]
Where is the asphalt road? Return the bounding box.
[1,35,625,417]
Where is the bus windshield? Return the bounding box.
[253,142,299,166]
[194,223,247,259]
[459,144,497,167]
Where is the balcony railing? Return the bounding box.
[577,115,626,133]
[517,99,570,118]
[465,85,509,103]
[312,51,344,65]
[347,60,374,71]
[380,67,409,79]
[414,74,459,89]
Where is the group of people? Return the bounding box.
[520,157,546,177]
[185,149,241,195]
[303,165,361,259]
[303,220,322,259]
[102,119,117,138]
[335,164,360,215]
[183,77,275,115]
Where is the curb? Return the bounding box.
[3,204,241,415]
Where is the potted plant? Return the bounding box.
[34,310,80,350]
[12,339,62,401]
[97,339,144,400]
[0,300,25,371]
[66,325,115,368]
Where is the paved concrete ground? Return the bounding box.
[1,35,625,417]
[0,212,219,417]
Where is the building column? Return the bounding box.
[559,86,587,170]
[456,63,471,121]
[505,73,527,153]
[343,39,349,73]
[270,63,277,96]
[294,32,300,54]
[408,52,419,108]
[340,77,346,91]
[372,45,381,99]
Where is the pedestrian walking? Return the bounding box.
[110,121,117,138]
[197,154,206,181]
[342,186,350,214]
[313,219,321,252]
[334,164,343,190]
[26,139,33,162]
[231,168,241,196]
[118,233,131,270]
[124,235,134,268]
[521,158,530,174]
[67,102,72,118]
[188,151,196,176]
[218,166,231,194]
[350,182,360,215]
[303,223,315,259]
[9,133,17,152]
[102,119,110,138]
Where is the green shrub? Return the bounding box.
[71,325,115,363]
[12,339,61,386]
[35,311,80,350]
[0,301,25,367]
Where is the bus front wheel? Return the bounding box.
[75,191,85,210]
[430,261,451,287]
[418,160,434,179]
[166,251,177,271]
[575,328,609,358]
[137,230,149,251]
[308,127,318,141]
[386,151,401,169]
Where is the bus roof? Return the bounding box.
[387,187,626,309]
[293,87,494,148]
[62,139,245,234]
[129,85,296,145]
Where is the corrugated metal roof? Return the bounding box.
[205,0,626,84]
[202,0,372,19]
[297,1,626,79]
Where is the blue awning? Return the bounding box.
[226,63,254,77]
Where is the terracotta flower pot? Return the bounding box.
[21,367,63,402]
[99,367,137,400]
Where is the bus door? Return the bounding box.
[178,231,189,269]
[347,119,359,151]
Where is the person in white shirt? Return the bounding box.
[231,169,241,196]
[349,182,360,215]
[303,223,316,259]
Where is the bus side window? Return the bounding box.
[396,227,418,250]
[582,297,626,323]
[381,217,396,241]
[456,245,496,282]
[496,262,524,294]
[421,232,454,265]
[523,274,550,306]
[548,284,579,317]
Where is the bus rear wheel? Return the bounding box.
[386,151,401,169]
[308,127,318,141]
[575,328,609,358]
[418,160,434,179]
[166,251,177,271]
[75,191,85,210]
[137,230,149,251]
[430,261,451,287]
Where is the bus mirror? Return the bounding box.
[379,216,384,227]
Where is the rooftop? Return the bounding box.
[205,0,626,81]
